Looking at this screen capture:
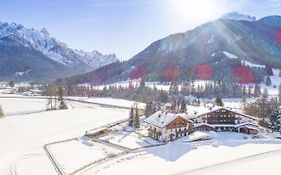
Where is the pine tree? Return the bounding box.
[139,78,145,92]
[242,85,247,97]
[265,76,272,86]
[269,108,281,132]
[247,86,252,97]
[265,65,273,76]
[58,87,68,109]
[9,81,14,87]
[254,84,261,97]
[197,99,201,106]
[128,106,134,127]
[144,102,150,117]
[134,105,140,128]
[215,96,224,106]
[144,102,153,117]
[279,84,281,104]
[262,89,269,100]
[180,100,187,113]
[0,105,4,118]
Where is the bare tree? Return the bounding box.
[45,85,57,110]
[0,105,4,118]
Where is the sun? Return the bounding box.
[169,0,222,23]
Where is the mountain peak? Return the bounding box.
[259,15,281,27]
[221,12,256,22]
[40,27,50,35]
[0,21,119,81]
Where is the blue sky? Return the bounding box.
[1,0,281,60]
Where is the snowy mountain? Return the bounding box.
[74,50,119,70]
[59,14,281,85]
[221,12,257,22]
[0,21,118,81]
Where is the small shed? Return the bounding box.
[85,127,109,138]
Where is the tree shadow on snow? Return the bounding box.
[144,138,194,162]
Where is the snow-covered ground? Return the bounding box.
[48,138,123,174]
[0,96,130,175]
[260,69,281,97]
[70,97,146,109]
[1,96,281,175]
[101,129,159,149]
[81,79,215,92]
[242,60,266,68]
[0,97,46,116]
[80,133,281,175]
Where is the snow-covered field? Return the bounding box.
[1,96,281,175]
[48,138,123,175]
[101,130,159,149]
[81,79,215,92]
[0,97,46,116]
[80,133,281,175]
[0,96,129,175]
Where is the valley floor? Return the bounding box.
[0,95,281,175]
[0,96,129,175]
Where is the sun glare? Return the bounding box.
[170,0,222,22]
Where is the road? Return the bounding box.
[0,95,138,110]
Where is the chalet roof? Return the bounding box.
[234,122,259,131]
[185,106,224,120]
[194,123,215,128]
[242,125,259,130]
[194,107,258,121]
[235,122,258,128]
[164,103,172,107]
[85,126,108,135]
[144,111,192,128]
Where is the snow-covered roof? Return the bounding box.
[194,123,215,128]
[194,106,225,118]
[184,106,222,119]
[243,125,259,130]
[85,126,108,135]
[144,111,192,128]
[165,103,172,107]
[195,107,257,121]
[212,124,237,127]
[235,122,258,128]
